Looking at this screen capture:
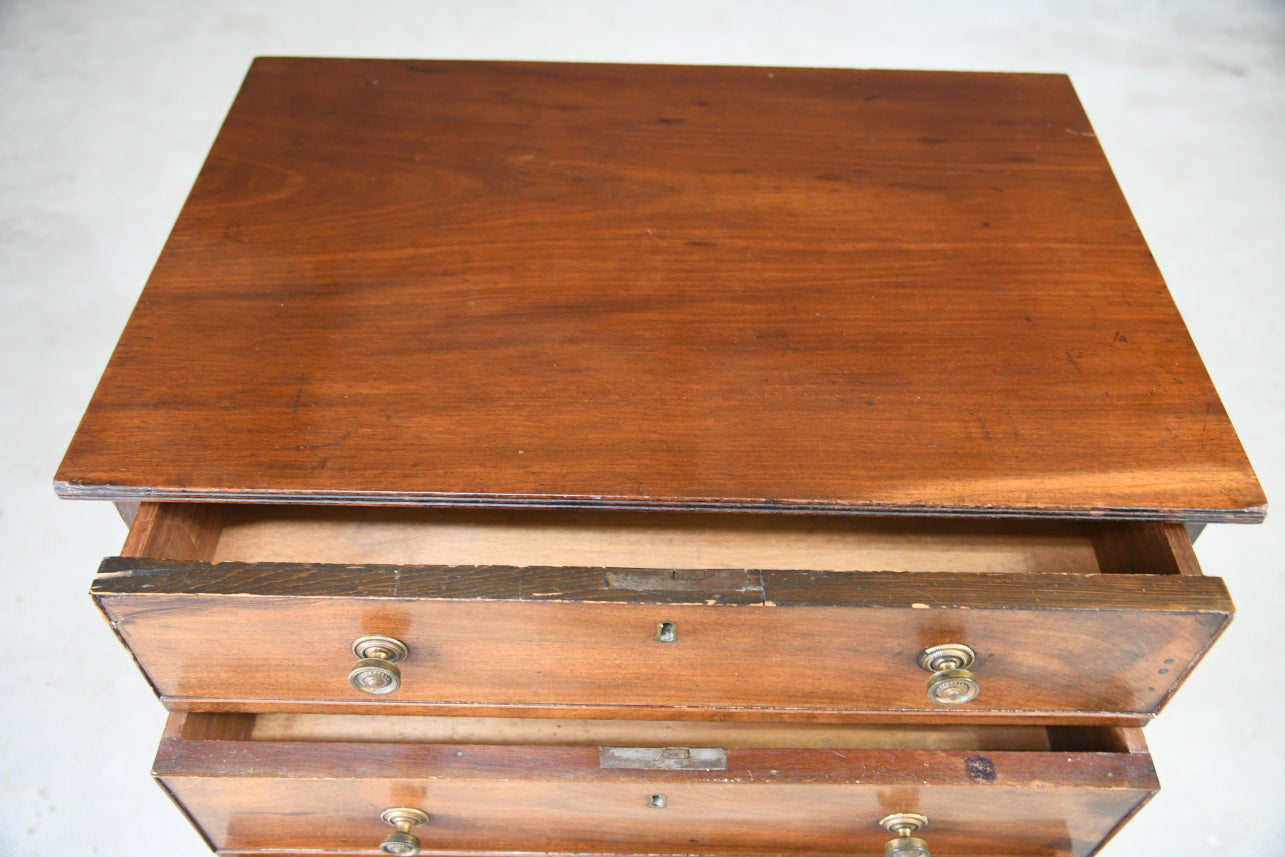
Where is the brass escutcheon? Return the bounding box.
[879,812,930,857]
[379,807,429,856]
[350,634,410,696]
[917,643,979,705]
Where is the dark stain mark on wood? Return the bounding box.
[966,755,998,783]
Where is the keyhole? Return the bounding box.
[648,794,668,808]
[655,621,677,643]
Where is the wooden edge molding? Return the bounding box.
[92,557,1234,613]
[53,484,1270,522]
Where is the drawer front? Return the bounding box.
[155,714,1156,857]
[96,557,1230,719]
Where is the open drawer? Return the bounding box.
[94,503,1232,722]
[156,712,1156,857]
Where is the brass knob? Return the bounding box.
[380,807,429,856]
[350,634,409,695]
[879,812,930,857]
[918,643,979,705]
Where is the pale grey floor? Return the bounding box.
[1,2,1282,855]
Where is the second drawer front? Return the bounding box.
[96,558,1229,719]
[157,713,1156,857]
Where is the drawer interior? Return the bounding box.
[238,713,1061,750]
[175,710,1146,754]
[123,502,1201,575]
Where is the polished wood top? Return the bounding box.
[56,58,1264,520]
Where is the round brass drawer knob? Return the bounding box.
[926,667,980,705]
[879,812,930,857]
[917,643,979,705]
[380,807,429,856]
[350,634,409,695]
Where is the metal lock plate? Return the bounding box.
[599,747,727,770]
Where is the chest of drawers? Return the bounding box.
[58,58,1264,856]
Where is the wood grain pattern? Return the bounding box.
[1090,521,1204,577]
[94,557,1230,719]
[120,502,221,561]
[54,58,1264,521]
[177,712,256,742]
[155,713,1155,857]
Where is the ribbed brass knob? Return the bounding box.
[380,807,429,856]
[918,643,979,705]
[350,634,409,695]
[879,812,930,857]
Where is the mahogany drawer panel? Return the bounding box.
[156,713,1156,857]
[92,503,1231,721]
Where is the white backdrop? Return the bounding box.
[1,2,1281,855]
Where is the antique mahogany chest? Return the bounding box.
[57,58,1264,856]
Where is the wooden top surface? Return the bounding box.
[56,58,1264,520]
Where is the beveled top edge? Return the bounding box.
[53,481,1267,524]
